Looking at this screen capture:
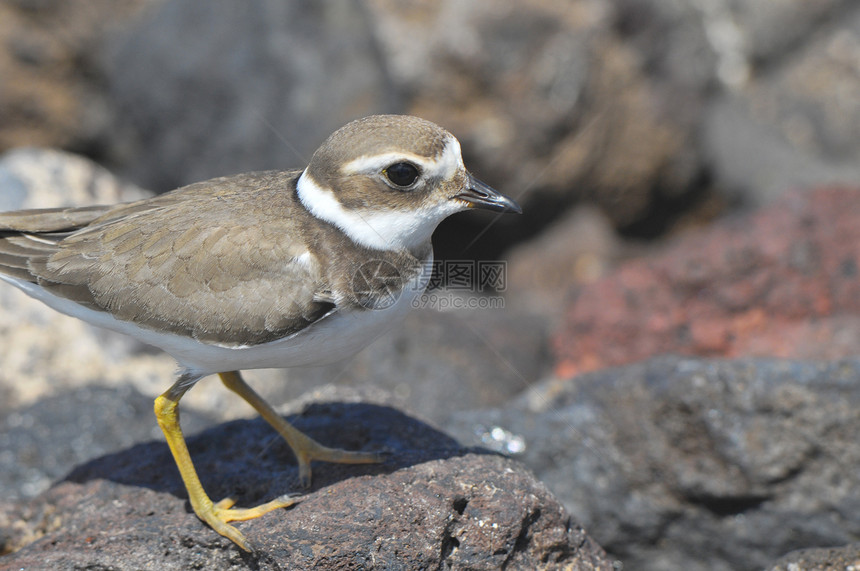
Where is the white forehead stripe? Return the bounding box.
[341,136,464,180]
[296,170,465,251]
[342,152,430,175]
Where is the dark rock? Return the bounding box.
[448,357,860,571]
[554,187,860,377]
[1,390,611,570]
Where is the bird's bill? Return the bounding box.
[454,175,522,214]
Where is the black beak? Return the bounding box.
[453,174,522,214]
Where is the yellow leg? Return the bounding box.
[154,377,296,551]
[219,371,383,488]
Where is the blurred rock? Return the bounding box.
[717,0,851,66]
[554,186,860,377]
[0,148,183,412]
[0,0,150,153]
[506,206,621,320]
[371,0,699,241]
[702,4,860,204]
[1,388,611,570]
[611,0,718,92]
[448,357,860,571]
[614,0,852,89]
[264,306,551,425]
[610,0,860,218]
[0,147,151,211]
[105,0,397,191]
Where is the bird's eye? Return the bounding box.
[384,162,420,188]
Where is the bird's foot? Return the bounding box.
[198,494,298,552]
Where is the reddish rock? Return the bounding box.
[554,187,860,377]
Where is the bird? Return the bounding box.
[0,114,522,551]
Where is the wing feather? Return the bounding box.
[0,170,334,346]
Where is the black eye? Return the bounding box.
[385,162,420,188]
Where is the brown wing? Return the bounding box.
[0,170,335,346]
[0,205,115,281]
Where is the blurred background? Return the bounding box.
[2,1,860,568]
[3,0,857,264]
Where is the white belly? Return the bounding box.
[0,254,432,376]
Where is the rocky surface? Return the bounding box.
[768,543,860,571]
[0,386,215,504]
[1,388,611,570]
[449,357,860,571]
[2,2,860,569]
[554,186,860,377]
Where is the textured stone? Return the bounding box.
[1,389,611,570]
[554,187,860,377]
[0,386,216,504]
[768,543,860,571]
[448,357,860,571]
